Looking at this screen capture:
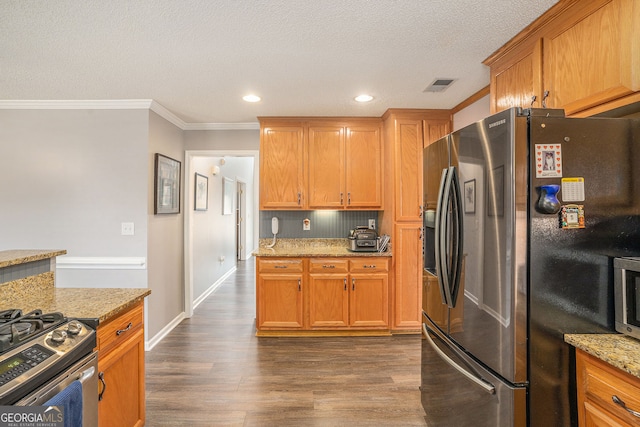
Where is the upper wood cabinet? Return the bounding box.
[260,118,383,210]
[259,123,306,209]
[381,109,451,223]
[485,0,640,116]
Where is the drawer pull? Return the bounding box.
[322,265,335,269]
[274,265,288,269]
[116,322,133,336]
[612,395,640,418]
[363,265,376,269]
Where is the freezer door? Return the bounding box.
[421,315,526,427]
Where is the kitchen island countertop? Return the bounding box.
[0,286,151,326]
[0,249,66,268]
[565,333,640,379]
[253,238,392,257]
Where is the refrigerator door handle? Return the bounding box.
[434,167,450,306]
[438,167,457,307]
[449,167,464,306]
[422,324,496,395]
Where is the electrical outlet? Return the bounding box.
[121,222,135,236]
[368,219,375,230]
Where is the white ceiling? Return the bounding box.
[0,0,558,125]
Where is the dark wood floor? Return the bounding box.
[145,258,427,426]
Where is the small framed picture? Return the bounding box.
[464,179,476,214]
[194,173,208,211]
[154,154,181,214]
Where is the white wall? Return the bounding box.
[453,94,491,131]
[0,109,149,288]
[147,111,185,340]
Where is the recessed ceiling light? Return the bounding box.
[243,95,261,102]
[354,94,374,103]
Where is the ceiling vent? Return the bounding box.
[424,78,456,93]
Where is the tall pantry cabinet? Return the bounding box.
[380,109,451,332]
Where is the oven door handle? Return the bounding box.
[77,366,95,384]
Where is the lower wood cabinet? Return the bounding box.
[256,258,304,329]
[97,302,145,427]
[256,257,389,334]
[576,348,640,426]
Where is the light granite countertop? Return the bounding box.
[0,286,150,326]
[565,334,640,379]
[0,249,67,268]
[253,238,392,257]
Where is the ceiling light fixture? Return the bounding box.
[354,94,374,103]
[243,94,261,102]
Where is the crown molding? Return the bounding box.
[0,99,259,131]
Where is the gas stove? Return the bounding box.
[0,308,96,405]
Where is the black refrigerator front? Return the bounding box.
[421,109,528,427]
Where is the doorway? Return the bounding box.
[236,180,247,260]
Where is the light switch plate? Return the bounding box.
[121,222,135,235]
[368,219,375,230]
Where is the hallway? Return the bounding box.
[145,259,427,426]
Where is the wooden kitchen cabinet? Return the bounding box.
[257,256,390,334]
[485,0,640,116]
[259,123,306,209]
[393,224,423,330]
[380,109,451,332]
[308,259,350,328]
[260,118,383,210]
[256,258,304,329]
[576,349,640,426]
[349,258,389,328]
[97,302,145,427]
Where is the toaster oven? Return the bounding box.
[348,227,379,252]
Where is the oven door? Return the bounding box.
[15,351,98,427]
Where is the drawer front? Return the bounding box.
[350,258,389,273]
[309,259,349,273]
[97,303,144,354]
[580,352,640,425]
[258,258,304,273]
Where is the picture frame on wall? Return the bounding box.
[154,153,181,214]
[194,172,208,211]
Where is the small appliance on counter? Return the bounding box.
[348,226,378,252]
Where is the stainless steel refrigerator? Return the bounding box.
[420,107,640,427]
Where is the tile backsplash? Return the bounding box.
[259,211,379,238]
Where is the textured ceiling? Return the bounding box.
[0,0,558,125]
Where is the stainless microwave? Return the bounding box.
[614,257,640,339]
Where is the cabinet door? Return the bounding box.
[393,224,423,330]
[257,273,304,329]
[424,119,452,147]
[490,39,543,114]
[543,0,639,115]
[260,125,305,209]
[308,126,345,208]
[394,119,424,222]
[309,274,349,328]
[349,273,388,327]
[98,328,145,427]
[345,125,383,209]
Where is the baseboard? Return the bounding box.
[193,266,237,310]
[145,311,186,351]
